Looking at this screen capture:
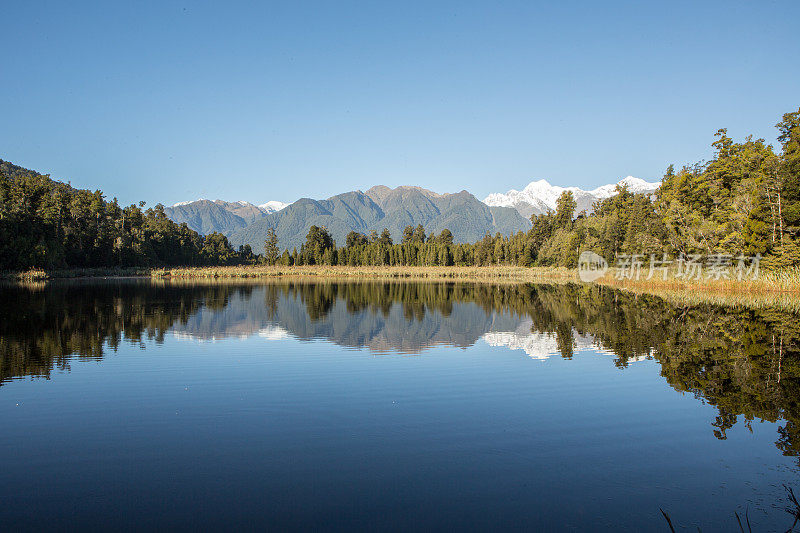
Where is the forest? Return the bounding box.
[1,107,798,271]
[0,160,253,269]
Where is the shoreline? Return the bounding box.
[6,265,800,312]
[151,265,577,282]
[3,265,573,282]
[6,264,799,291]
[6,265,800,288]
[151,265,800,294]
[0,265,800,286]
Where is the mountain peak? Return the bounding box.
[173,198,209,207]
[616,175,661,191]
[485,176,661,219]
[365,185,449,208]
[258,200,289,213]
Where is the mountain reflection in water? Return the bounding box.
[2,279,800,461]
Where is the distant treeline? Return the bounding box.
[265,107,800,268]
[264,223,542,267]
[2,107,798,271]
[0,161,254,270]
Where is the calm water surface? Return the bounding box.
[1,280,799,531]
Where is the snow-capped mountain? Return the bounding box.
[484,176,661,219]
[172,198,288,214]
[172,198,207,207]
[258,200,289,213]
[164,198,291,236]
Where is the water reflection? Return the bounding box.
[2,279,800,460]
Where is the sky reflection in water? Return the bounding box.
[1,279,799,531]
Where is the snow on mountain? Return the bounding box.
[171,198,289,214]
[258,201,289,213]
[590,176,661,198]
[484,176,661,219]
[172,198,208,207]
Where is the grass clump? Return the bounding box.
[14,269,50,281]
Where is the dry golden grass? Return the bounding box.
[149,264,800,312]
[151,264,800,291]
[602,282,800,313]
[596,266,800,294]
[151,265,578,282]
[11,269,50,281]
[594,267,800,312]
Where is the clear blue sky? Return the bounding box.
[2,0,798,207]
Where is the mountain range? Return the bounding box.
[163,199,288,236]
[164,176,661,253]
[229,186,529,252]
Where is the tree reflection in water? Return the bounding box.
[2,279,800,458]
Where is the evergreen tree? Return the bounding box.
[555,190,577,229]
[402,225,415,244]
[346,231,369,247]
[378,228,393,245]
[413,224,426,243]
[264,227,279,265]
[437,229,454,245]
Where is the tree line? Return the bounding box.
[263,222,540,267]
[0,160,255,270]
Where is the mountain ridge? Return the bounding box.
[163,199,288,236]
[227,186,531,252]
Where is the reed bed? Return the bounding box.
[153,264,800,291]
[606,283,800,313]
[597,266,800,294]
[594,267,800,312]
[9,269,50,281]
[151,265,579,282]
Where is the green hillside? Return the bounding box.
[163,200,249,235]
[228,186,532,253]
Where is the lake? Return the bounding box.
[1,279,799,531]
